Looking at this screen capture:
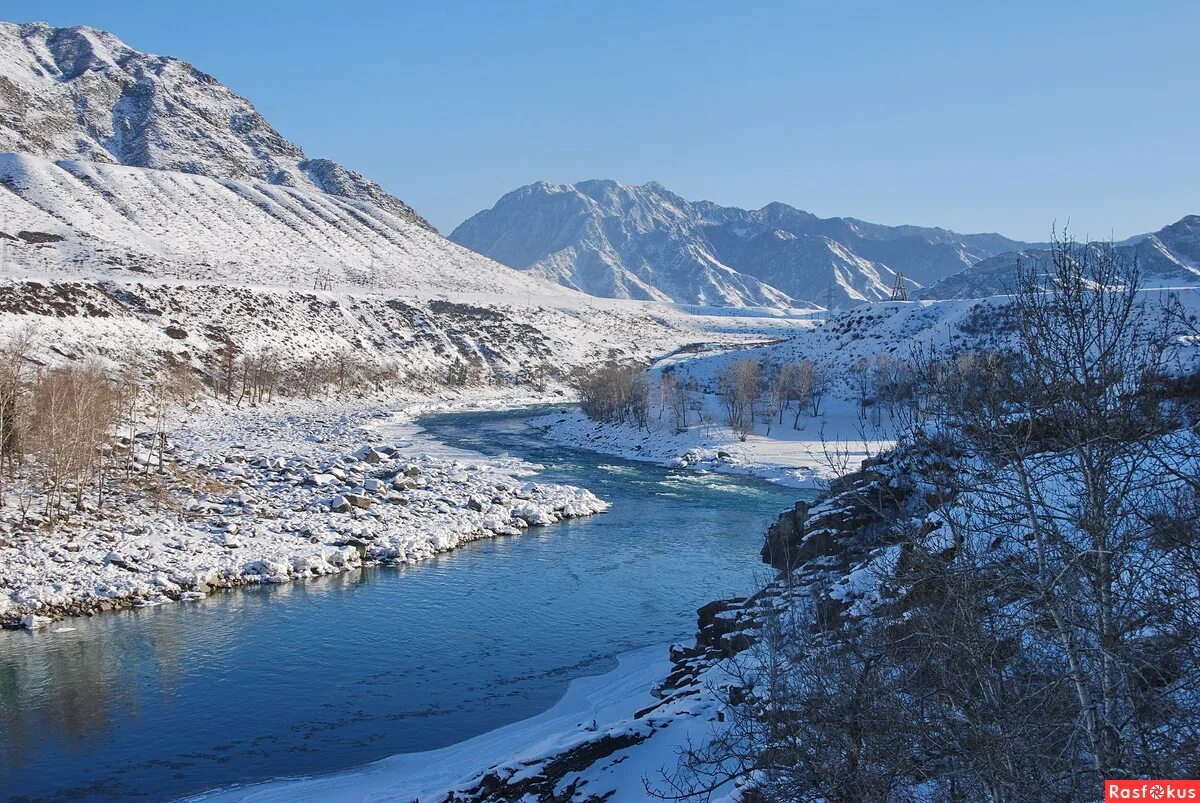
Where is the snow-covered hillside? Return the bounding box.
[451,180,796,308]
[532,290,1200,485]
[450,179,1040,308]
[0,153,578,299]
[0,21,429,227]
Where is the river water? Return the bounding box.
[0,407,808,802]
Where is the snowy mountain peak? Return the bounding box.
[451,179,1038,308]
[0,20,432,229]
[450,180,795,308]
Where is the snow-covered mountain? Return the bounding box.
[450,179,1039,308]
[450,180,794,308]
[0,151,570,298]
[0,22,596,301]
[925,215,1199,299]
[0,21,430,228]
[0,22,744,385]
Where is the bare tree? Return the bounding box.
[718,358,761,441]
[0,327,36,505]
[577,363,651,427]
[806,360,834,417]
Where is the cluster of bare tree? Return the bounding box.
[0,331,203,524]
[768,359,836,429]
[576,363,652,427]
[208,342,402,403]
[717,359,762,441]
[660,238,1200,801]
[659,368,702,433]
[716,358,836,440]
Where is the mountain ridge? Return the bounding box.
[450,179,1045,308]
[0,21,433,230]
[924,214,1200,299]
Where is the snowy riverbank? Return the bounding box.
[186,639,743,803]
[529,401,891,489]
[0,396,607,629]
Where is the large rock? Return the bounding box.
[761,501,809,570]
[344,493,371,510]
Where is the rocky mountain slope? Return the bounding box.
[451,180,794,308]
[0,21,430,228]
[925,214,1200,299]
[0,20,752,375]
[450,179,1040,308]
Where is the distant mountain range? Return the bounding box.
[924,215,1200,298]
[450,180,1049,308]
[3,22,1192,311]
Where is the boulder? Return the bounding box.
[761,501,810,570]
[104,552,138,572]
[21,613,52,630]
[215,533,243,549]
[355,447,383,465]
[344,493,371,510]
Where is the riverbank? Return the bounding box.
[198,467,881,803]
[529,399,890,489]
[3,404,801,802]
[187,643,678,802]
[189,583,785,802]
[0,393,606,629]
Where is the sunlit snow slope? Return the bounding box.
[0,153,578,298]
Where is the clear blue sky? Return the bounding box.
[7,1,1197,239]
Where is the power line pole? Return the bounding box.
[822,284,836,318]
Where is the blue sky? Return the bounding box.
[7,1,1197,239]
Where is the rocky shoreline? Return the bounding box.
[0,406,608,629]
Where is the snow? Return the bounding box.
[0,22,431,227]
[531,291,1200,487]
[0,152,568,299]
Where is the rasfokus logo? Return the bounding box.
[1107,781,1200,800]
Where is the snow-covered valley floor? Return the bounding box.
[0,391,609,629]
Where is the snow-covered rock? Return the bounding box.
[20,613,51,630]
[0,404,610,626]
